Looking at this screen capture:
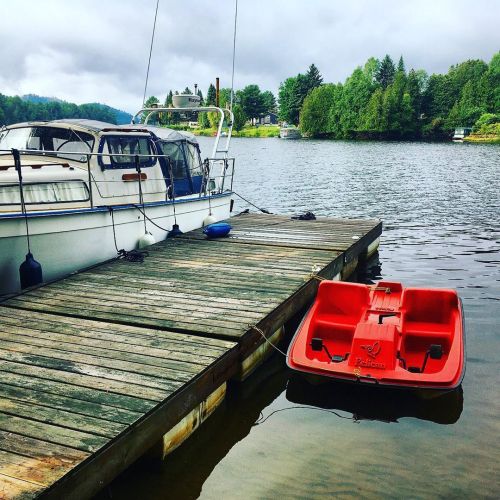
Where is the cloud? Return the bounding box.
[0,0,498,113]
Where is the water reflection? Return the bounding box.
[285,375,463,425]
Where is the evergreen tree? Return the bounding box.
[306,63,323,88]
[397,55,406,74]
[165,90,173,107]
[360,88,384,132]
[232,104,247,131]
[236,84,266,122]
[261,90,277,113]
[376,55,396,88]
[206,84,216,105]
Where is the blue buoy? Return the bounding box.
[19,252,43,289]
[167,223,183,238]
[203,222,232,239]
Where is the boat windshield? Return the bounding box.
[0,126,94,163]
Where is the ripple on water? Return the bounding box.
[103,139,499,500]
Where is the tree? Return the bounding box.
[142,96,160,123]
[218,88,232,108]
[206,84,216,105]
[182,87,192,95]
[360,87,384,132]
[306,63,323,88]
[338,66,376,136]
[300,84,337,137]
[397,55,406,74]
[278,73,310,125]
[236,84,266,122]
[278,77,297,123]
[446,80,485,128]
[376,55,396,88]
[232,104,247,131]
[165,90,173,107]
[261,90,276,113]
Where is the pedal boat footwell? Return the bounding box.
[287,281,465,389]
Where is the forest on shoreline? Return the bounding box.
[293,53,499,140]
[0,94,131,126]
[1,51,498,142]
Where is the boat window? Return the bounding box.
[0,126,94,163]
[159,141,189,180]
[185,143,202,176]
[98,135,156,170]
[0,181,90,205]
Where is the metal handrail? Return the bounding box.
[130,106,234,159]
[0,148,235,209]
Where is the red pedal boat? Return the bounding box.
[287,281,465,389]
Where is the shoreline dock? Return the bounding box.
[0,212,381,499]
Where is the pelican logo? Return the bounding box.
[361,341,381,359]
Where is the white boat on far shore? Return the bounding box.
[279,125,302,140]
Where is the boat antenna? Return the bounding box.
[142,0,160,108]
[229,0,238,110]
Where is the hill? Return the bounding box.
[0,94,132,125]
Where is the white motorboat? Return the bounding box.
[279,125,301,140]
[0,106,235,296]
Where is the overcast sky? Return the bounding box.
[0,0,498,113]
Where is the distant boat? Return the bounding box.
[279,125,301,140]
[452,127,472,142]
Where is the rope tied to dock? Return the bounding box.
[310,274,326,282]
[108,207,149,263]
[250,325,288,358]
[232,191,272,214]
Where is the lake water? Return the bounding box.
[101,138,499,499]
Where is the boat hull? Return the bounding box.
[287,281,466,390]
[0,194,231,296]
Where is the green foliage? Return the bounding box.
[261,90,277,113]
[306,63,323,88]
[236,85,275,122]
[282,51,500,140]
[473,112,499,131]
[236,84,265,120]
[376,55,396,88]
[206,84,216,106]
[0,93,121,126]
[232,104,247,132]
[397,56,406,74]
[218,88,232,108]
[279,64,323,125]
[300,84,337,136]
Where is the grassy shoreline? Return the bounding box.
[193,125,280,138]
[464,135,500,144]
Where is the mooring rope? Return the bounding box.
[232,191,271,214]
[250,325,288,358]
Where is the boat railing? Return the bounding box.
[130,106,234,160]
[0,148,235,209]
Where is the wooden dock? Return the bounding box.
[0,213,381,499]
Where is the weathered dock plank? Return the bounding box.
[0,309,238,499]
[0,213,381,498]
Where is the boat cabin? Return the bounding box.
[0,119,205,212]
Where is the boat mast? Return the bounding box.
[142,0,160,107]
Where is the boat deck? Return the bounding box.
[0,213,381,498]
